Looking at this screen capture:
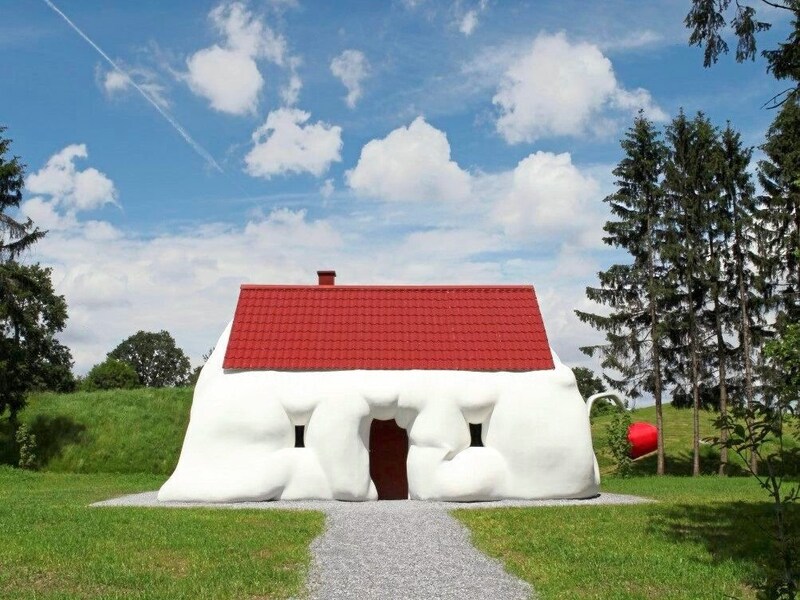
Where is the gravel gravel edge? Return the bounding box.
[91,492,653,510]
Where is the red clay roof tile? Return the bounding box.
[223,284,554,371]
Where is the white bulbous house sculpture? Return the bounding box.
[159,270,600,502]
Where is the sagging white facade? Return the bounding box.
[159,322,600,502]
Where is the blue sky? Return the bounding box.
[2,0,791,374]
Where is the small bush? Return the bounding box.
[607,407,633,477]
[15,423,37,470]
[82,359,140,391]
[590,400,615,419]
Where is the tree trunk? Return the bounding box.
[691,329,701,477]
[714,293,729,475]
[687,266,701,477]
[653,334,666,476]
[739,273,758,475]
[648,215,666,476]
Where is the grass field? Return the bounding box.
[456,476,784,600]
[0,467,324,600]
[1,388,792,598]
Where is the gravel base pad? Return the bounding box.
[92,492,651,599]
[92,491,651,510]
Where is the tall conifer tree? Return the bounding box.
[576,114,670,475]
[662,111,719,476]
[718,124,764,473]
[759,97,800,323]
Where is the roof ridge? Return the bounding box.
[240,284,535,290]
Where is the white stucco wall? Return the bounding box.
[159,322,600,502]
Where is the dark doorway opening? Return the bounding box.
[469,423,484,447]
[369,419,409,500]
[295,425,305,448]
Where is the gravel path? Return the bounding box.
[304,500,533,600]
[93,493,651,599]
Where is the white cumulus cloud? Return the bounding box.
[493,31,666,143]
[25,144,117,218]
[493,151,600,237]
[244,108,343,178]
[184,1,294,115]
[346,117,471,202]
[330,49,370,108]
[186,46,264,115]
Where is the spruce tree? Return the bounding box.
[704,126,734,474]
[0,127,71,427]
[717,124,764,473]
[0,127,43,261]
[576,113,671,475]
[758,97,800,323]
[661,111,719,477]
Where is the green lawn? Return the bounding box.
[455,476,785,600]
[0,467,324,600]
[1,389,792,599]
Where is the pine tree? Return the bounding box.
[704,126,734,474]
[576,113,671,475]
[0,127,71,427]
[0,127,43,262]
[758,97,800,324]
[717,124,764,473]
[662,111,720,477]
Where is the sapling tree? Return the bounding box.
[607,406,633,478]
[714,322,800,598]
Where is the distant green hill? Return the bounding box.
[1,388,192,474]
[0,388,772,476]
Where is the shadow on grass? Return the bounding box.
[649,500,800,591]
[0,415,86,468]
[29,415,86,467]
[632,447,800,478]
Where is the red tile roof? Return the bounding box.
[223,284,554,371]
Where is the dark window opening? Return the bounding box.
[295,425,305,448]
[469,423,484,447]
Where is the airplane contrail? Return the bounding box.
[42,0,223,173]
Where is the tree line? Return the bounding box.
[0,129,198,436]
[578,98,800,477]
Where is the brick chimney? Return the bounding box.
[317,270,336,286]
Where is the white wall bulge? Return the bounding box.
[159,322,600,502]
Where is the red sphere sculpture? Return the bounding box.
[627,422,658,459]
